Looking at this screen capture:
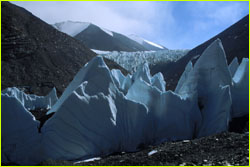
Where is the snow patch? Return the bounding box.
[91,49,111,55]
[127,34,145,45]
[144,39,164,49]
[53,21,90,37]
[74,157,101,164]
[148,150,158,156]
[100,27,113,36]
[128,34,164,50]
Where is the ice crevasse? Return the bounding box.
[1,39,248,165]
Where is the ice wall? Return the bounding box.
[1,39,248,165]
[2,87,58,110]
[1,95,41,165]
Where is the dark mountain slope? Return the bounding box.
[74,24,148,52]
[1,2,127,96]
[151,15,249,90]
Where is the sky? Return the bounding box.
[12,1,249,49]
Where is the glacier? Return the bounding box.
[1,39,248,165]
[231,57,249,118]
[1,94,41,164]
[2,87,58,110]
[175,39,233,137]
[229,57,239,77]
[93,49,189,72]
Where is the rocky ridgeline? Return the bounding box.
[1,2,127,96]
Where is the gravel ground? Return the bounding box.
[39,132,249,166]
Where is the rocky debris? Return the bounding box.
[29,108,49,121]
[38,132,249,166]
[29,108,54,132]
[229,115,249,133]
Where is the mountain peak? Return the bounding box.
[53,21,91,37]
[128,34,166,50]
[53,20,166,52]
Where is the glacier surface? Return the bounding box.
[231,58,249,118]
[95,49,189,72]
[1,94,41,164]
[1,39,248,165]
[2,87,58,110]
